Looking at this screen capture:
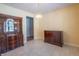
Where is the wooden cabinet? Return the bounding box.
[0,13,24,54]
[6,34,23,51]
[44,31,63,47]
[1,35,7,53]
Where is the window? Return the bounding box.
[4,19,15,32]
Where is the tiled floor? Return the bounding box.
[2,39,79,56]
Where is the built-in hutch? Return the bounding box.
[0,14,24,55]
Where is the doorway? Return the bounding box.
[26,16,34,41]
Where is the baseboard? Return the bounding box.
[64,42,79,48]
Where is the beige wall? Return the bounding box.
[41,4,79,47]
[0,4,34,44]
[34,16,44,40]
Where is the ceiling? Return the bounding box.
[3,3,73,14]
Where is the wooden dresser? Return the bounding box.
[44,31,63,47]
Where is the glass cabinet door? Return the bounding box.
[4,19,15,33]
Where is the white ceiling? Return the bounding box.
[3,3,73,14]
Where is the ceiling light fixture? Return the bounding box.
[35,14,43,18]
[35,3,43,19]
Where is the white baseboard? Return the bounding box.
[64,42,79,48]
